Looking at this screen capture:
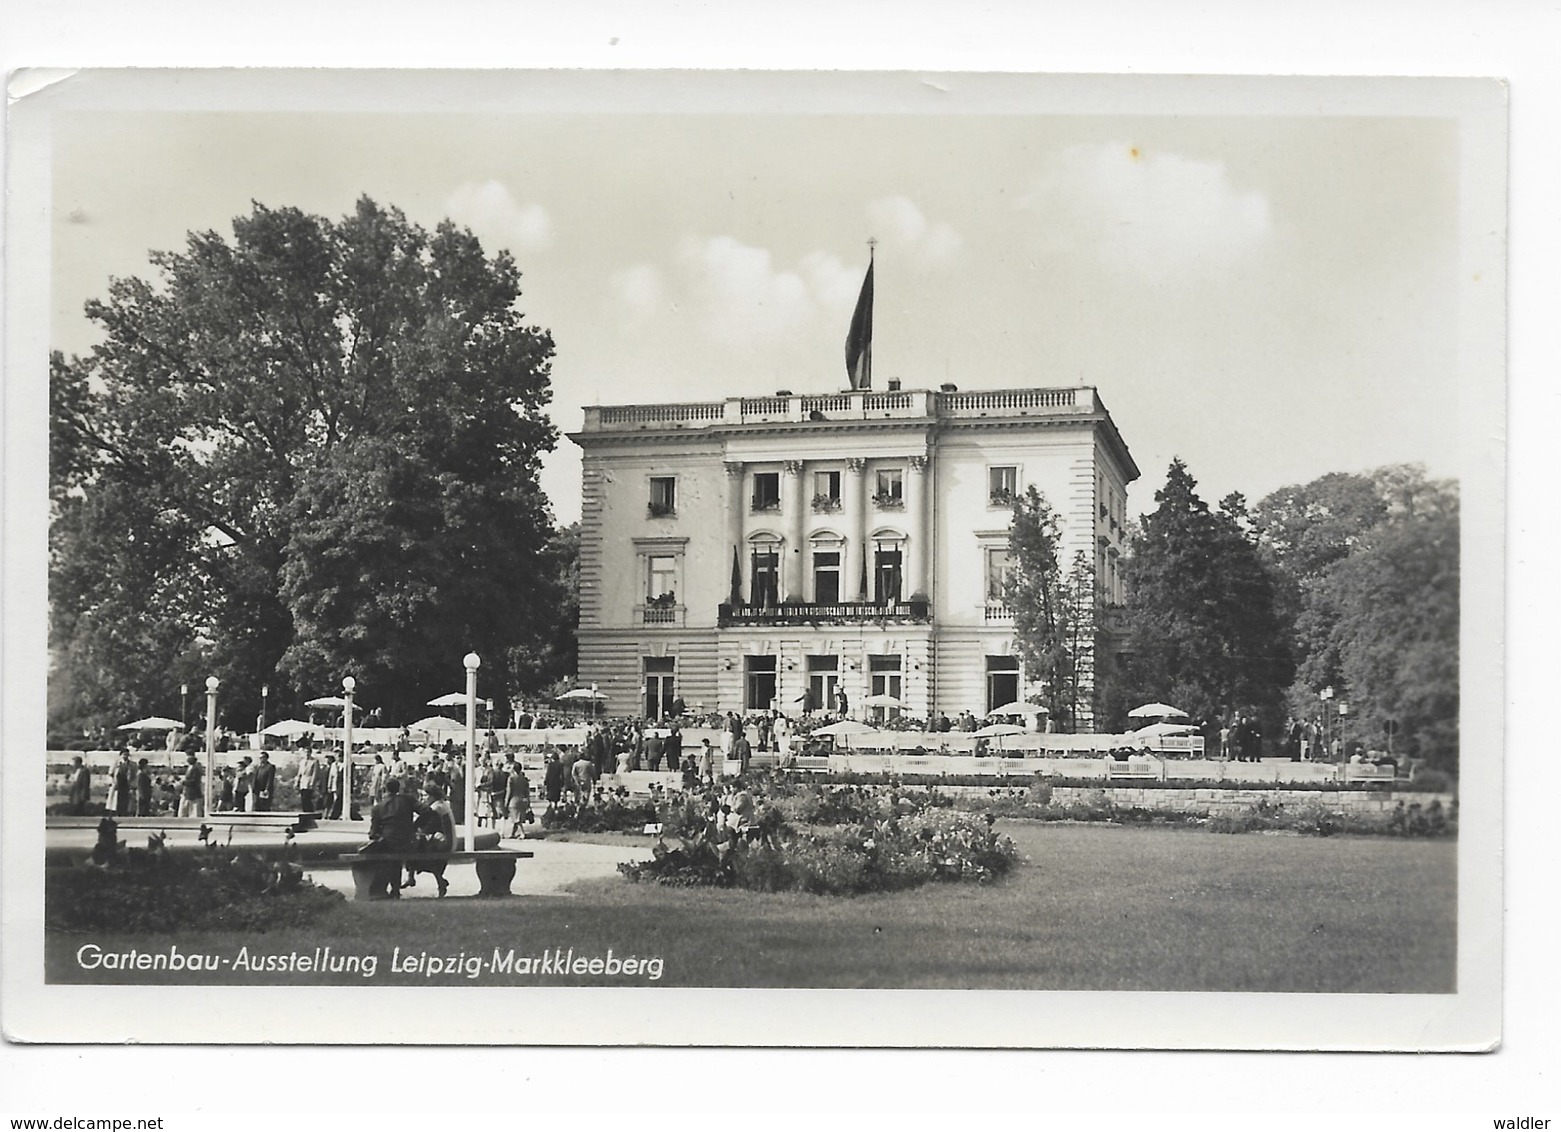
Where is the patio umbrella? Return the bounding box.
[1128,702,1187,719]
[810,718,885,750]
[117,716,184,732]
[986,701,1049,718]
[1132,721,1195,737]
[862,693,903,708]
[406,715,466,733]
[427,692,471,707]
[261,719,319,738]
[304,696,360,712]
[973,722,1027,738]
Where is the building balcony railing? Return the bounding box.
[718,600,930,627]
[984,602,1015,622]
[637,603,686,627]
[579,386,1098,433]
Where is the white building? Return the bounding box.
[568,383,1137,728]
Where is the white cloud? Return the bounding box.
[674,235,815,345]
[445,180,553,253]
[609,263,664,323]
[1022,144,1271,281]
[866,196,963,266]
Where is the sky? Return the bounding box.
[50,95,1465,527]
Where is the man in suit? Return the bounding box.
[295,749,319,813]
[251,751,277,811]
[68,756,92,816]
[364,778,431,898]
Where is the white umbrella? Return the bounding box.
[973,722,1028,738]
[987,701,1049,718]
[557,688,606,701]
[406,715,466,733]
[261,719,319,738]
[862,693,903,708]
[117,716,184,731]
[1132,721,1195,737]
[811,719,880,737]
[427,692,471,707]
[1128,702,1188,719]
[305,696,360,711]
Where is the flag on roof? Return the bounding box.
[844,252,874,390]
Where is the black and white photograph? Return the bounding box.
[4,66,1508,1054]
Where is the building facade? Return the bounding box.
[569,384,1137,728]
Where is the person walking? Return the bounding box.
[135,758,154,816]
[699,738,716,785]
[178,752,204,818]
[543,752,565,806]
[295,748,319,813]
[234,756,253,812]
[505,761,532,839]
[107,749,133,817]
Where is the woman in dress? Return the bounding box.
[505,764,532,839]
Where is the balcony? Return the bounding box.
[984,602,1015,622]
[637,603,686,627]
[718,600,930,628]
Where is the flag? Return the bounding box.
[844,255,873,390]
[729,545,743,606]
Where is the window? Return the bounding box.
[874,544,903,604]
[806,655,839,714]
[648,476,676,517]
[647,555,677,604]
[745,655,777,711]
[986,547,1014,602]
[813,470,842,506]
[751,549,780,607]
[868,654,902,720]
[986,655,1020,713]
[752,472,781,512]
[873,468,903,508]
[812,550,841,604]
[989,465,1018,506]
[643,656,676,720]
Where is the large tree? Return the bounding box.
[1253,466,1459,771]
[50,196,560,733]
[1116,459,1291,727]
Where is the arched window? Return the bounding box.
[748,532,782,607]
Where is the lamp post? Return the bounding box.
[1338,701,1351,760]
[1319,687,1335,767]
[181,683,189,731]
[464,653,481,852]
[203,676,219,816]
[260,684,270,737]
[342,676,356,821]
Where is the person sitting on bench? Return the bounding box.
[402,782,457,898]
[360,777,431,899]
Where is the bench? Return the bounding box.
[1344,764,1398,782]
[336,849,534,901]
[1106,762,1161,781]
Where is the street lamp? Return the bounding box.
[1319,687,1335,765]
[1338,701,1350,759]
[181,683,190,730]
[342,676,356,821]
[464,653,481,852]
[203,676,219,816]
[260,683,270,736]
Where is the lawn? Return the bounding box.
[46,821,1456,992]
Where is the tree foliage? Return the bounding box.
[1253,466,1459,771]
[1116,460,1291,727]
[50,196,566,733]
[1005,487,1085,727]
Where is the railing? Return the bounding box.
[599,402,724,425]
[937,388,1077,414]
[719,600,930,627]
[638,604,684,626]
[584,387,1089,431]
[984,602,1014,621]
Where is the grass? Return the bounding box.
[46,821,1456,992]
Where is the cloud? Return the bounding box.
[673,235,816,345]
[609,263,664,324]
[445,180,553,252]
[1022,144,1270,281]
[866,196,963,266]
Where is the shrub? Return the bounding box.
[47,847,342,933]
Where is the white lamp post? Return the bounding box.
[342,676,356,821]
[464,653,481,851]
[203,676,219,816]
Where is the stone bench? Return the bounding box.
[336,848,534,901]
[1344,764,1398,782]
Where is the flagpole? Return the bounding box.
[865,238,874,391]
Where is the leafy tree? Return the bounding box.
[1253,466,1458,770]
[50,196,560,732]
[1005,486,1076,727]
[1116,459,1291,727]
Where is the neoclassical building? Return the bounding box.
[568,383,1137,728]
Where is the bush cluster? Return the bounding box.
[47,846,343,933]
[618,779,1020,896]
[541,790,657,834]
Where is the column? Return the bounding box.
[724,460,745,604]
[905,453,930,602]
[843,457,866,605]
[783,460,806,602]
